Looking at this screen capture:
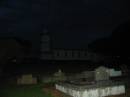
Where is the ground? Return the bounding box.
[0,84,52,97]
[0,82,130,97]
[43,84,72,97]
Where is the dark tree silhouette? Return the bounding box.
[88,20,130,64]
[0,37,32,76]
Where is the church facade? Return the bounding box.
[40,30,105,62]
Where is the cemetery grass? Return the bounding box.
[0,84,53,97]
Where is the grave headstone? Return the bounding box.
[17,74,37,85]
[95,66,109,81]
[53,69,66,81]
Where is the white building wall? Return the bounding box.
[55,84,125,97]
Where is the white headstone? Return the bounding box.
[17,74,37,85]
[95,66,109,81]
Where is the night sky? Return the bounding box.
[0,0,130,50]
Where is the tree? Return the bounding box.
[0,37,32,75]
[88,20,130,64]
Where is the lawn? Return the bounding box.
[0,84,53,97]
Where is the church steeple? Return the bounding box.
[40,29,51,52]
[40,28,52,59]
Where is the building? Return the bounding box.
[40,30,105,62]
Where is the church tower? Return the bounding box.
[40,29,52,60]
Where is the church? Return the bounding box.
[40,29,105,62]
